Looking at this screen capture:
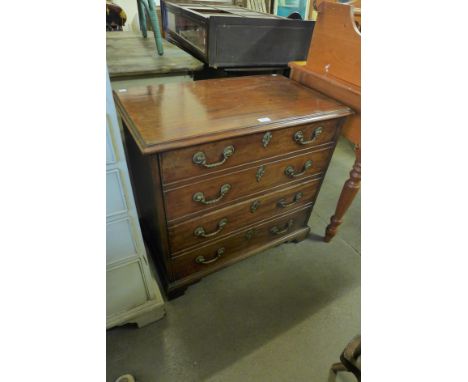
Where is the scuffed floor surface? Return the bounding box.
[107,137,361,382]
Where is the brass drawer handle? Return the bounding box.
[294,126,323,145]
[194,218,228,238]
[284,160,313,178]
[192,145,235,168]
[195,247,225,264]
[270,219,294,235]
[277,192,303,208]
[193,184,231,205]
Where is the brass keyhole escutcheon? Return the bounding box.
[250,200,261,213]
[245,229,256,240]
[262,131,272,148]
[256,165,266,182]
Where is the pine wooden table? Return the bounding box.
[107,31,204,81]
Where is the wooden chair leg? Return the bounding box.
[325,145,361,242]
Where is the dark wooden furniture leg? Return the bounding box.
[167,286,189,300]
[325,145,361,242]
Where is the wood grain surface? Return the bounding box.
[169,207,311,280]
[114,75,352,154]
[107,31,204,78]
[119,74,350,298]
[163,147,333,221]
[302,1,360,87]
[160,118,341,185]
[288,1,361,243]
[168,177,321,253]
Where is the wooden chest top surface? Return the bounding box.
[113,75,352,154]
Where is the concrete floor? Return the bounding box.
[107,137,361,382]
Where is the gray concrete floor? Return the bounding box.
[107,137,361,382]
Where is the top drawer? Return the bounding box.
[160,119,341,185]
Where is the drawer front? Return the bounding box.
[164,147,333,222]
[168,177,321,254]
[170,207,310,281]
[160,119,340,185]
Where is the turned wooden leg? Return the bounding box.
[325,145,361,242]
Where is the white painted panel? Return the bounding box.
[106,170,127,218]
[106,68,165,328]
[107,262,148,316]
[106,118,116,165]
[106,218,138,264]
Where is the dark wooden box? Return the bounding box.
[161,2,314,68]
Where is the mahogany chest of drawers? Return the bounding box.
[114,75,352,299]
